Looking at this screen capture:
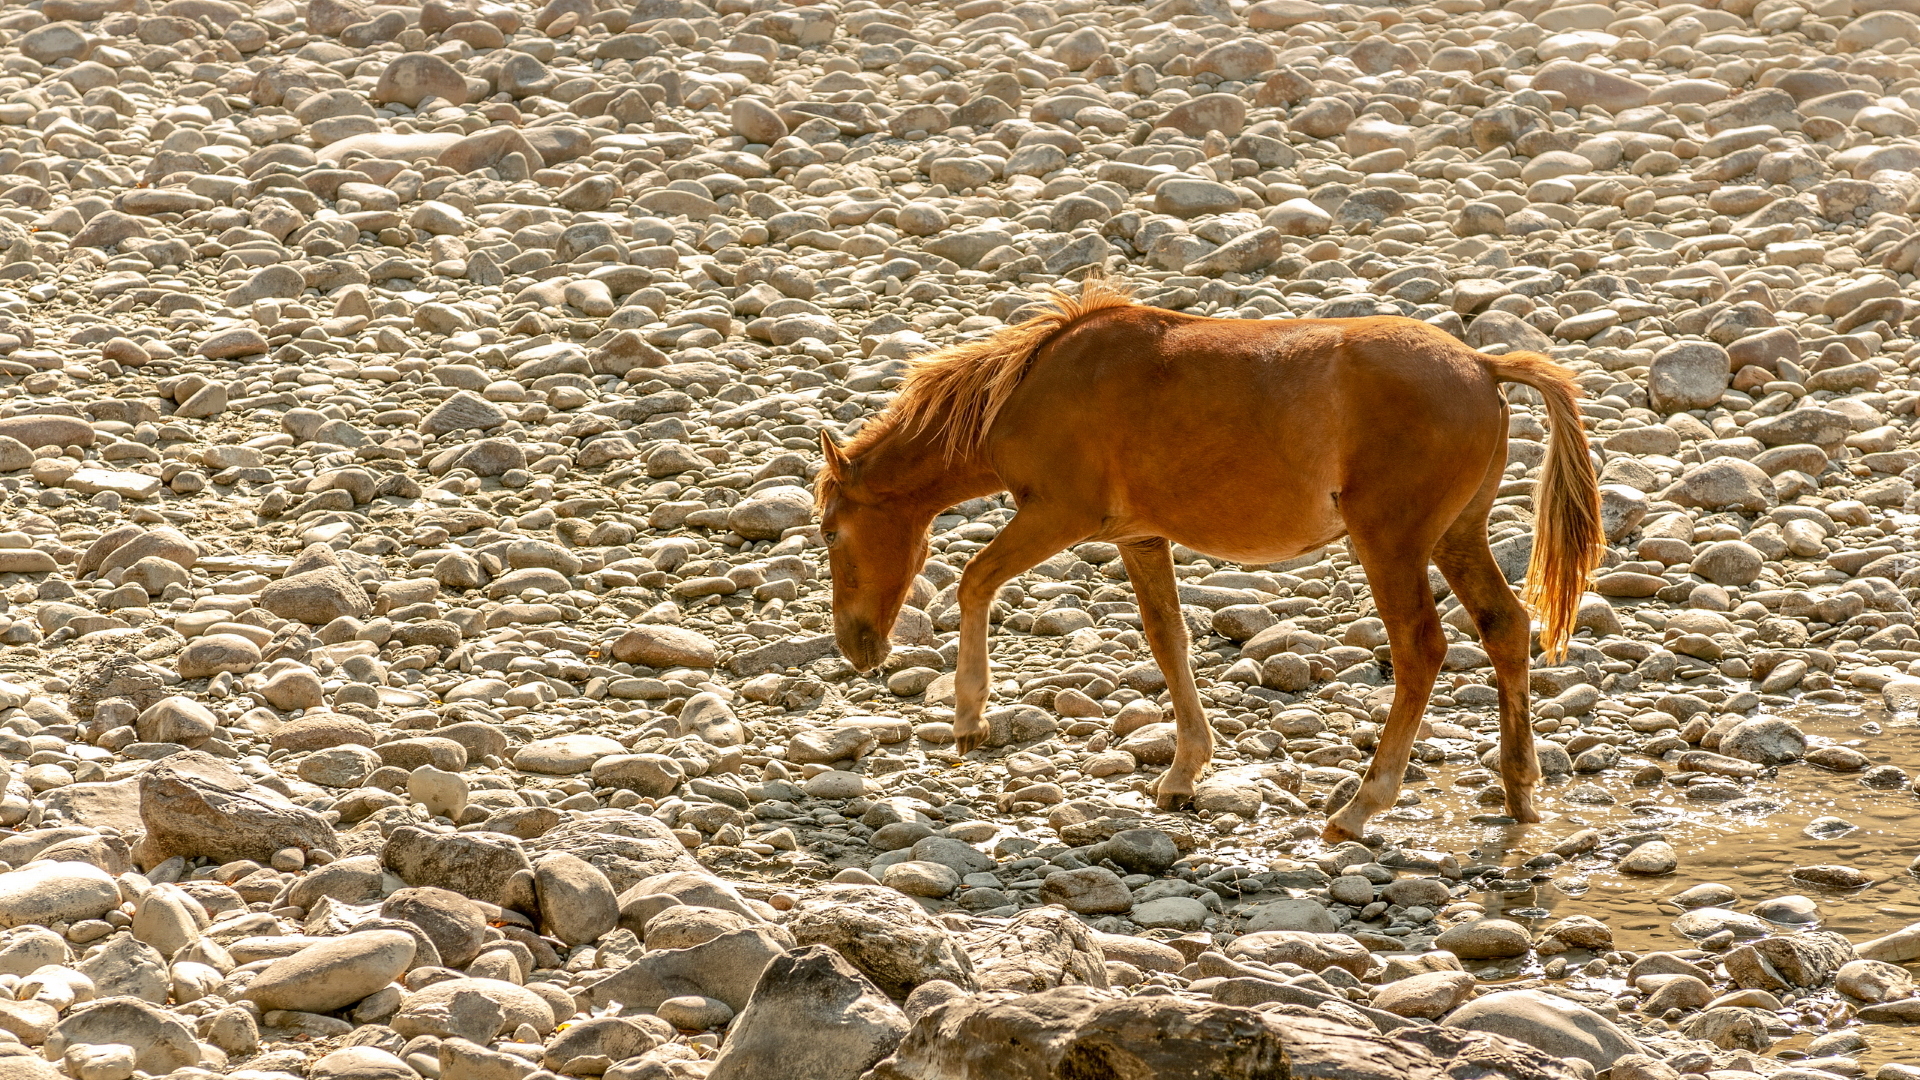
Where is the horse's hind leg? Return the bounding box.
[951,508,1092,755]
[1120,537,1213,809]
[1324,536,1447,843]
[1433,484,1540,823]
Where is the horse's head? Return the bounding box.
[816,431,928,673]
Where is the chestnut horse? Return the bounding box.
[814,278,1601,841]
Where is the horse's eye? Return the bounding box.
[823,531,839,546]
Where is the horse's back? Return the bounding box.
[1015,308,1505,438]
[986,307,1510,558]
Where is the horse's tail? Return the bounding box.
[890,274,1136,461]
[1482,350,1603,662]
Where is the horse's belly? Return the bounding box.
[1180,524,1349,565]
[1125,492,1347,564]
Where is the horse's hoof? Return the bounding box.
[953,728,987,755]
[1319,819,1360,843]
[1505,792,1541,824]
[1153,789,1193,811]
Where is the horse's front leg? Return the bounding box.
[951,587,994,754]
[950,510,1088,754]
[1120,537,1212,808]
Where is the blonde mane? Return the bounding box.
[838,276,1137,475]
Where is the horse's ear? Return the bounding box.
[820,430,849,478]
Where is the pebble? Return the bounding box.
[656,995,734,1031]
[1434,918,1533,960]
[1372,970,1477,1019]
[1838,958,1917,1005]
[1619,841,1678,876]
[1674,908,1774,942]
[1039,867,1133,916]
[1670,884,1739,911]
[1750,895,1819,925]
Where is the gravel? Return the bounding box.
[0,0,1909,1074]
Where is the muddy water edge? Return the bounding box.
[1380,702,1920,1068]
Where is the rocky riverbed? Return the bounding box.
[0,0,1916,1076]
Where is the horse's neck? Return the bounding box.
[859,423,1002,511]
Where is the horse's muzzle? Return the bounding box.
[837,619,890,673]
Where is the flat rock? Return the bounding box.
[243,930,415,1014]
[585,925,790,1013]
[1444,988,1643,1068]
[514,734,626,774]
[0,863,119,929]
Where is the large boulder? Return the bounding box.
[1532,59,1649,112]
[533,853,620,947]
[966,907,1108,993]
[1373,971,1478,1019]
[1745,406,1850,448]
[617,870,770,934]
[864,986,1579,1079]
[611,625,718,669]
[728,486,814,540]
[784,885,976,999]
[397,977,555,1037]
[521,811,702,894]
[1226,932,1371,978]
[541,1016,674,1073]
[1736,930,1853,987]
[707,946,908,1080]
[439,125,542,172]
[382,887,490,969]
[381,827,530,907]
[138,752,338,866]
[1434,918,1532,960]
[373,51,469,106]
[1465,311,1553,353]
[1719,717,1806,765]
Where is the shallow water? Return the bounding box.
[1375,702,1920,1066]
